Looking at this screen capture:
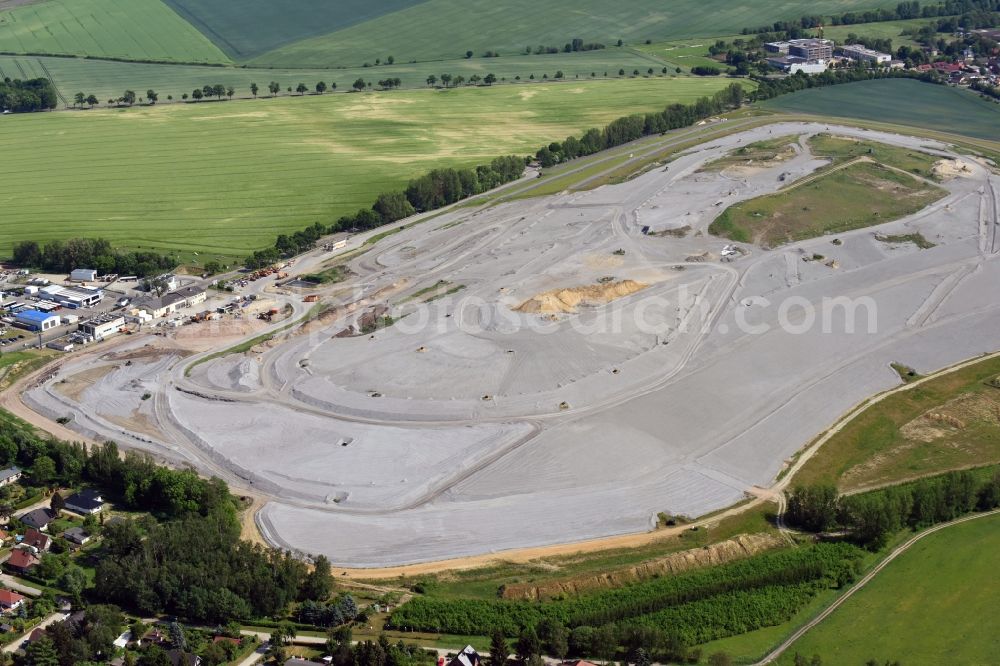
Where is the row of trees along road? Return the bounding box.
[787,467,1000,548]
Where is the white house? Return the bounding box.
[0,467,21,487]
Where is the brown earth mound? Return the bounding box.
[513,280,648,314]
[932,159,974,180]
[500,532,785,600]
[900,391,1000,442]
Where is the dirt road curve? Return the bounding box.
[752,508,1000,665]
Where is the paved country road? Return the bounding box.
[753,508,1000,665]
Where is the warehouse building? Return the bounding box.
[766,55,830,74]
[765,38,834,60]
[70,268,97,282]
[78,314,125,340]
[132,285,207,319]
[840,44,892,65]
[14,310,60,332]
[39,284,103,309]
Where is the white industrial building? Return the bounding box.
[766,55,830,74]
[39,284,103,309]
[132,285,207,319]
[840,44,892,65]
[70,268,97,282]
[78,314,125,340]
[765,38,834,60]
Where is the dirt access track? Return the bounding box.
[21,121,1000,568]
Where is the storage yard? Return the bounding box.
[18,121,1000,567]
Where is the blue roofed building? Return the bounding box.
[14,310,60,332]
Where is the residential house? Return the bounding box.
[64,488,104,515]
[0,590,26,614]
[5,549,40,575]
[932,61,964,75]
[21,528,51,552]
[167,649,202,666]
[140,627,168,647]
[283,659,326,666]
[62,527,91,546]
[18,508,57,531]
[0,467,21,487]
[447,646,483,666]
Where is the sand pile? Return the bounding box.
[932,159,974,180]
[513,280,648,314]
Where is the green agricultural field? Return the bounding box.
[762,78,1000,142]
[777,513,1000,665]
[820,17,933,49]
[793,354,1000,491]
[160,0,424,61]
[0,0,229,63]
[634,39,735,74]
[0,50,674,105]
[709,160,945,247]
[247,0,901,68]
[0,77,744,262]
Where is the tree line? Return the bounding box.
[534,82,744,167]
[750,66,944,101]
[11,237,175,277]
[0,77,57,112]
[741,0,1000,33]
[787,466,1000,548]
[522,38,607,56]
[244,155,526,268]
[971,79,1000,101]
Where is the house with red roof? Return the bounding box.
[932,61,964,74]
[21,528,50,552]
[5,549,40,575]
[0,590,26,614]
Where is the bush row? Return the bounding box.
[385,542,863,636]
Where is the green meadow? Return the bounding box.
[777,513,1000,665]
[0,77,743,262]
[159,0,425,61]
[820,17,934,49]
[0,0,228,63]
[763,78,1000,142]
